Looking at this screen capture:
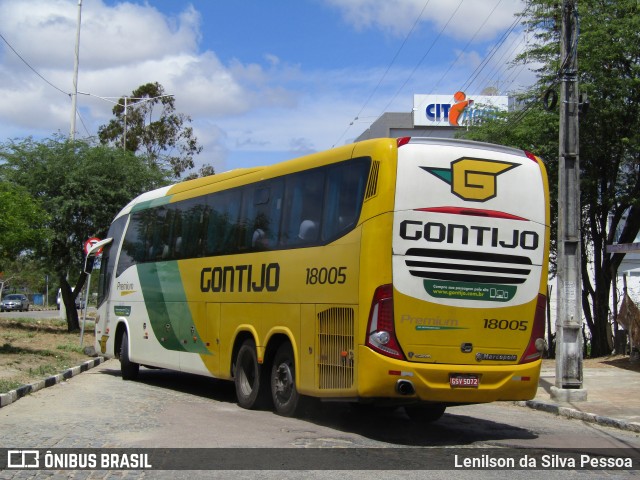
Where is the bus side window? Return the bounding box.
[180,200,207,259]
[204,189,242,256]
[116,211,148,276]
[98,215,128,306]
[281,171,324,247]
[322,158,369,241]
[244,180,284,251]
[148,206,166,261]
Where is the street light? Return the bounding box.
[78,92,174,150]
[121,94,174,151]
[69,0,83,140]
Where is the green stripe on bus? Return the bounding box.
[138,262,210,355]
[131,195,173,213]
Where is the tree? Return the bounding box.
[0,181,49,263]
[0,136,172,331]
[97,82,206,178]
[0,256,49,300]
[462,0,640,356]
[183,163,216,181]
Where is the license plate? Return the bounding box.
[449,374,479,388]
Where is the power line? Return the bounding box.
[377,0,465,117]
[492,6,575,137]
[332,0,432,147]
[353,0,432,122]
[0,31,70,97]
[427,0,504,96]
[473,33,527,94]
[457,13,523,95]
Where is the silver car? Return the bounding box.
[1,294,30,312]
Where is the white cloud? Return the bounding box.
[0,0,537,176]
[323,0,525,40]
[0,0,277,149]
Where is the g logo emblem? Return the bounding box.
[422,158,518,202]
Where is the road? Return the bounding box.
[0,308,96,321]
[0,309,62,320]
[0,359,638,479]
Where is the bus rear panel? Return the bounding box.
[360,137,549,405]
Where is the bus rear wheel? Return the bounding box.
[120,331,139,380]
[404,404,446,423]
[271,343,302,416]
[234,339,269,409]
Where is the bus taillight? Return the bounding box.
[524,151,539,162]
[397,137,411,148]
[366,284,405,360]
[520,293,547,363]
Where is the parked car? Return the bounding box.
[1,294,30,312]
[56,288,85,310]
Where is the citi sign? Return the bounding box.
[414,92,508,127]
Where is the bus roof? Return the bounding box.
[112,137,534,220]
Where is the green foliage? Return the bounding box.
[0,182,49,263]
[0,379,22,393]
[0,135,172,330]
[97,82,210,178]
[0,257,49,296]
[56,343,85,354]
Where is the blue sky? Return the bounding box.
[0,0,532,175]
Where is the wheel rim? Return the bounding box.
[273,362,293,404]
[238,353,256,397]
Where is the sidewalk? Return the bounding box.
[518,356,640,432]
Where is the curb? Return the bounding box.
[0,357,105,408]
[515,400,640,433]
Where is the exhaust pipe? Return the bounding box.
[396,379,415,396]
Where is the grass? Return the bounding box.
[0,316,96,394]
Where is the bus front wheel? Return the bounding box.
[271,343,301,416]
[234,339,269,409]
[120,331,139,380]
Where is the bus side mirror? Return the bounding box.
[83,238,113,275]
[84,253,96,274]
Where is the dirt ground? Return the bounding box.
[0,317,96,393]
[585,355,640,371]
[542,354,640,372]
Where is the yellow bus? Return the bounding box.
[87,137,549,421]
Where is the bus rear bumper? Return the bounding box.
[357,346,541,404]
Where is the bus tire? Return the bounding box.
[271,342,302,416]
[404,404,446,423]
[234,339,269,409]
[120,331,139,380]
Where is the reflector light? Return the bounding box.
[520,293,546,363]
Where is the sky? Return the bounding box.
[0,0,534,175]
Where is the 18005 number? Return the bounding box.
[305,267,347,285]
[483,318,528,331]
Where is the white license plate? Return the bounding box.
[449,374,479,388]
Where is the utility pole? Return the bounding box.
[552,0,587,401]
[69,0,82,140]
